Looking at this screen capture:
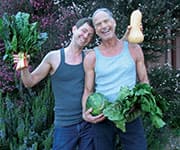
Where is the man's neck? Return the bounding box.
[101,37,121,49]
[98,38,123,57]
[66,43,83,56]
[64,43,83,65]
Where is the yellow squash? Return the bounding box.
[128,9,144,44]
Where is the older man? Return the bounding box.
[82,8,149,150]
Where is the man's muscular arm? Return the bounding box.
[135,45,149,84]
[82,51,105,123]
[14,51,57,87]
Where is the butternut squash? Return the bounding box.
[128,9,144,44]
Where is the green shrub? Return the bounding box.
[0,79,54,149]
[143,64,180,149]
[148,64,180,128]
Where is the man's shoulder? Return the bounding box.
[128,43,144,62]
[128,42,140,48]
[128,43,142,53]
[84,49,96,65]
[44,50,60,63]
[45,50,61,74]
[84,49,95,55]
[49,49,60,54]
[46,49,60,57]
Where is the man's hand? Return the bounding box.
[122,25,131,40]
[83,108,105,124]
[13,52,29,70]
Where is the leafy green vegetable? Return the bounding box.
[85,83,167,132]
[0,12,48,61]
[86,93,111,116]
[103,83,167,132]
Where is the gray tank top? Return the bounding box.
[51,48,85,127]
[94,41,136,102]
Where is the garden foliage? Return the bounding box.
[0,0,179,149]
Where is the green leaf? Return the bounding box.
[114,120,126,132]
[150,115,166,128]
[11,34,17,52]
[0,13,12,44]
[116,86,132,101]
[126,109,141,122]
[103,103,124,121]
[0,11,48,62]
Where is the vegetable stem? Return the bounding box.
[16,52,28,70]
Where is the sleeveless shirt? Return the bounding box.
[94,41,136,102]
[51,48,85,127]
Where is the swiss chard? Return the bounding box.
[103,83,167,132]
[0,12,48,69]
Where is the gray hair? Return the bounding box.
[92,8,113,19]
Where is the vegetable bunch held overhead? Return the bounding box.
[0,12,48,70]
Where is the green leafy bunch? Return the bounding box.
[103,83,167,132]
[0,12,48,61]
